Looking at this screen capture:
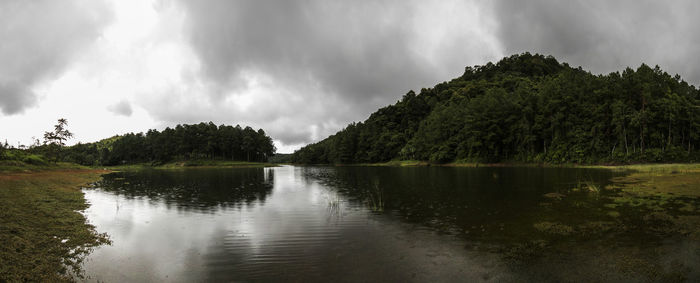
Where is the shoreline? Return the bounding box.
[303,160,700,171]
[0,168,111,281]
[103,160,277,171]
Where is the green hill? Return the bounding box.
[292,53,700,164]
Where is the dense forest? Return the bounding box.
[293,53,700,164]
[1,122,276,166]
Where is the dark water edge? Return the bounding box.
[79,166,700,282]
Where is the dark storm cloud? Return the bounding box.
[108,100,133,117]
[172,0,498,145]
[0,0,112,115]
[178,0,430,101]
[0,82,36,116]
[493,0,700,83]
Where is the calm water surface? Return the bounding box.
[80,166,697,282]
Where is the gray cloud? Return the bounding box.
[168,0,499,146]
[493,0,700,83]
[108,100,133,117]
[0,0,112,115]
[179,0,426,100]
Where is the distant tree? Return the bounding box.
[242,127,256,161]
[29,136,41,149]
[43,118,73,146]
[0,139,6,160]
[43,118,74,162]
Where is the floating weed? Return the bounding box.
[577,221,616,235]
[502,240,549,263]
[533,221,574,236]
[574,179,601,194]
[542,192,565,200]
[679,202,695,212]
[604,203,620,209]
[607,211,621,218]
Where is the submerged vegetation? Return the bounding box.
[0,169,110,281]
[504,164,700,280]
[604,164,700,236]
[293,53,700,164]
[307,163,699,280]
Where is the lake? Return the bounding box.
[80,166,699,282]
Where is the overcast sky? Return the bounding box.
[1,0,699,153]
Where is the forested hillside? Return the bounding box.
[293,53,700,164]
[60,122,275,165]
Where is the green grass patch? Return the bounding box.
[581,163,700,174]
[346,161,700,172]
[0,160,89,174]
[0,169,111,281]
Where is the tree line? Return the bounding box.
[2,121,276,166]
[292,53,700,164]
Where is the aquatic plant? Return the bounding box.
[324,192,343,220]
[533,221,574,236]
[366,179,384,212]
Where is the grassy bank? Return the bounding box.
[583,163,700,174]
[329,160,700,170]
[0,169,111,282]
[337,160,700,171]
[0,160,90,173]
